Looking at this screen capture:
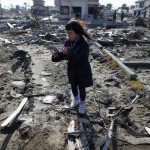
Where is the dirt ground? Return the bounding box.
[0,26,150,150]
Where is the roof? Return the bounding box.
[135,0,145,3]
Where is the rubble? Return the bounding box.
[135,17,146,27]
[42,95,58,104]
[1,98,28,128]
[11,81,25,88]
[0,14,149,150]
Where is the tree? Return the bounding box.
[106,3,112,11]
[130,5,135,10]
[122,4,127,9]
[122,3,129,12]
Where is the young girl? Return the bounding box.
[51,20,93,115]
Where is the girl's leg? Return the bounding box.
[71,84,78,99]
[70,84,79,108]
[79,86,86,101]
[79,86,86,114]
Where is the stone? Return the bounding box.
[43,95,58,104]
[11,81,25,88]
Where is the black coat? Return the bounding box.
[52,37,93,87]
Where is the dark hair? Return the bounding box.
[65,20,93,41]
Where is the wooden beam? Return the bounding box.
[67,120,76,150]
[64,131,80,135]
[97,39,114,46]
[123,61,150,67]
[128,40,150,45]
[93,42,104,56]
[145,127,150,135]
[79,122,90,150]
[1,98,28,128]
[102,119,115,150]
[108,106,133,111]
[103,48,137,80]
[94,136,106,149]
[123,136,150,145]
[144,85,150,98]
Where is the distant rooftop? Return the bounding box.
[135,0,145,3]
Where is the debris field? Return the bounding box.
[0,18,150,150]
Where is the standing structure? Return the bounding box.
[55,0,99,19]
[31,0,49,16]
[133,0,150,18]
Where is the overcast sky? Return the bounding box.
[1,0,136,8]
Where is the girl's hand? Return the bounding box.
[51,50,58,58]
[62,47,68,55]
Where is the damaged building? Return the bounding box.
[133,0,150,18]
[31,0,49,16]
[55,0,99,19]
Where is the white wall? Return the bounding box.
[72,0,88,18]
[56,0,98,19]
[145,0,150,17]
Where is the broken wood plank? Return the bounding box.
[75,138,82,150]
[145,127,150,135]
[123,61,150,67]
[97,39,114,46]
[64,131,80,135]
[0,37,11,44]
[68,120,75,132]
[7,22,15,29]
[113,135,140,148]
[93,42,104,56]
[79,122,90,150]
[1,98,28,128]
[102,119,115,150]
[108,106,133,111]
[128,40,150,45]
[123,136,150,145]
[94,136,106,149]
[67,120,76,150]
[108,107,124,117]
[144,85,150,98]
[103,48,137,80]
[131,94,140,104]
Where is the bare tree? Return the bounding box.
[106,3,112,11]
[130,5,135,10]
[122,3,129,12]
[122,4,127,9]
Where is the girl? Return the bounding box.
[51,20,93,115]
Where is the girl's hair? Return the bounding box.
[65,20,93,41]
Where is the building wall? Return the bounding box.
[48,6,59,14]
[144,0,150,17]
[31,0,49,16]
[55,0,99,19]
[133,0,150,18]
[33,0,45,6]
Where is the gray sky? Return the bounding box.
[1,0,136,8]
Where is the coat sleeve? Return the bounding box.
[52,52,64,62]
[67,42,89,64]
[51,41,68,62]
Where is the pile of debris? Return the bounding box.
[0,15,150,150]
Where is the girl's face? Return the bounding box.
[66,30,80,42]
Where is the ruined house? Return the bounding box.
[55,0,99,19]
[133,0,150,18]
[31,0,49,16]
